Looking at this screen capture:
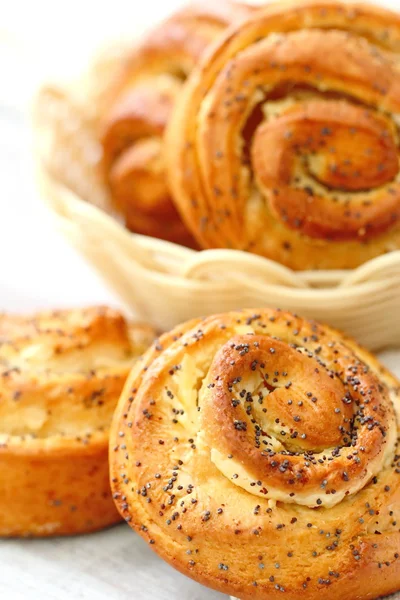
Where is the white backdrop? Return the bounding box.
[0,1,399,599]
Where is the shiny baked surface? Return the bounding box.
[0,306,155,536]
[110,308,400,600]
[100,1,252,246]
[167,0,400,269]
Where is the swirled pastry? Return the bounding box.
[110,309,400,600]
[0,306,155,537]
[167,0,400,269]
[100,1,253,246]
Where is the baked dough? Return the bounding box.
[100,1,253,246]
[110,308,400,600]
[0,306,155,536]
[167,0,400,269]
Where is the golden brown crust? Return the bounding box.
[0,306,155,536]
[167,0,400,269]
[100,1,254,246]
[110,308,400,600]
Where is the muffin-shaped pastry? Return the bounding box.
[0,306,155,537]
[100,0,253,246]
[110,308,400,600]
[167,0,400,269]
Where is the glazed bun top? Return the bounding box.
[110,308,400,600]
[0,306,155,446]
[167,0,400,269]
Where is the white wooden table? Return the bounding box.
[0,1,398,598]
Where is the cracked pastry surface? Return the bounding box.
[167,0,400,269]
[0,306,155,536]
[110,308,400,600]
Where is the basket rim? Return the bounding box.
[30,44,400,352]
[40,173,400,296]
[31,50,400,308]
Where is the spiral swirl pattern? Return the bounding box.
[100,1,252,245]
[110,308,400,600]
[167,0,400,269]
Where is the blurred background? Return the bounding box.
[0,0,190,313]
[1,0,397,313]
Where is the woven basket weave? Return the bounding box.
[33,40,400,351]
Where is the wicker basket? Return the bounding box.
[33,41,400,351]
